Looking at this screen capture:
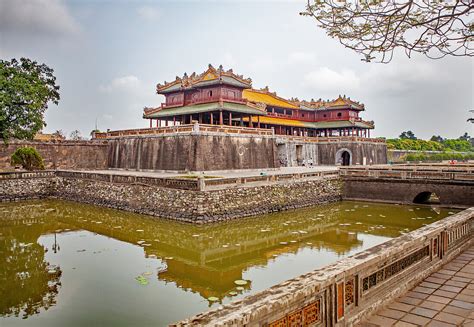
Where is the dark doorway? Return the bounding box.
[296,145,303,166]
[413,192,440,204]
[341,151,351,166]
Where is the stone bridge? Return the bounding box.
[340,165,474,207]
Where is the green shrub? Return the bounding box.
[10,147,45,170]
[405,152,474,162]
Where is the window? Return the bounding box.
[302,113,305,117]
[323,114,327,118]
[208,90,213,97]
[337,112,342,117]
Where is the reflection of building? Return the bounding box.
[1,201,444,303]
[51,203,366,299]
[143,64,374,137]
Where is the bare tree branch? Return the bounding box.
[301,0,474,63]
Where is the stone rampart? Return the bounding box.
[107,133,279,171]
[0,140,108,170]
[0,171,341,223]
[277,137,387,166]
[173,208,474,326]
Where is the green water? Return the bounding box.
[0,200,458,326]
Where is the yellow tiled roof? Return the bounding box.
[243,89,298,109]
[243,116,309,128]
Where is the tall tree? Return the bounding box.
[302,0,474,63]
[0,58,60,142]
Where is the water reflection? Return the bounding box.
[0,200,457,325]
[0,209,64,319]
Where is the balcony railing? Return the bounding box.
[92,123,274,139]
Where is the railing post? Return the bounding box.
[193,121,200,133]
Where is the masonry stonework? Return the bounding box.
[0,173,342,223]
[0,140,108,170]
[277,138,387,167]
[107,133,280,171]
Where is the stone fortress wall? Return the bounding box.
[0,171,342,223]
[0,140,108,170]
[277,137,387,167]
[0,125,388,172]
[107,133,279,171]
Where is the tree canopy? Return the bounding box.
[302,0,474,63]
[399,130,417,140]
[387,135,473,152]
[0,58,60,142]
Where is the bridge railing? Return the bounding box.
[339,166,473,181]
[173,209,474,326]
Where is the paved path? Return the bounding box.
[360,245,474,327]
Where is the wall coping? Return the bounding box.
[0,169,340,191]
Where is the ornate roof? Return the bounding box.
[243,87,299,109]
[294,95,365,111]
[143,101,267,119]
[156,64,252,93]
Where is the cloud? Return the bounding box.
[99,76,142,93]
[137,6,161,21]
[303,60,441,97]
[288,51,316,64]
[0,0,80,37]
[304,67,361,92]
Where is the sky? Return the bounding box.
[1,0,473,139]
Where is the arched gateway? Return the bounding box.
[335,148,352,166]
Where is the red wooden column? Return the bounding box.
[165,119,168,127]
[219,111,223,125]
[248,116,253,128]
[149,119,152,128]
[156,119,159,128]
[173,116,176,126]
[228,112,232,126]
[210,112,214,124]
[257,116,260,128]
[198,113,203,124]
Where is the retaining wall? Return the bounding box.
[0,171,341,223]
[107,133,279,171]
[277,138,387,167]
[174,208,474,326]
[0,140,108,170]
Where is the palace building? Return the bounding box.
[143,64,374,138]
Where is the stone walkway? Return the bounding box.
[360,245,474,327]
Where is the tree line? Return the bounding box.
[387,131,473,152]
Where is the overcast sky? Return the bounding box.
[1,0,473,139]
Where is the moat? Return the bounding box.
[0,200,458,326]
